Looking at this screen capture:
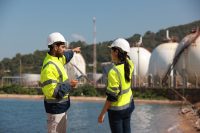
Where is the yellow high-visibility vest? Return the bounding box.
[106,58,134,110]
[40,53,69,102]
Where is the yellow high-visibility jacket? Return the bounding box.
[106,58,134,111]
[40,51,73,114]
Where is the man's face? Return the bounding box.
[54,43,66,57]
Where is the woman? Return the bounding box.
[98,38,135,133]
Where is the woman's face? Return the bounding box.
[111,49,118,63]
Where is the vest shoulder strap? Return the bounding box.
[42,61,63,82]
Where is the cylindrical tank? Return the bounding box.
[65,53,86,82]
[175,33,200,86]
[22,74,40,87]
[148,42,179,84]
[128,47,151,85]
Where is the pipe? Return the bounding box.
[69,62,94,85]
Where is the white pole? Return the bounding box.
[137,36,142,87]
[20,59,22,85]
[138,46,140,87]
[93,17,97,85]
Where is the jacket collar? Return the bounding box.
[47,52,60,60]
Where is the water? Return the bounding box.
[0,99,181,133]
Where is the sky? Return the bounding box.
[0,0,200,61]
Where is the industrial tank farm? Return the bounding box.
[175,33,200,86]
[128,47,151,85]
[148,42,179,85]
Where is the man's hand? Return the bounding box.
[72,47,81,53]
[70,80,78,88]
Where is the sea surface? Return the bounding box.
[0,99,182,133]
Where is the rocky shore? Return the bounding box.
[177,103,200,133]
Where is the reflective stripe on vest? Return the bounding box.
[112,66,132,96]
[42,61,69,101]
[106,87,131,97]
[40,79,57,87]
[109,65,132,110]
[109,96,133,111]
[120,87,131,95]
[42,61,63,82]
[44,97,69,103]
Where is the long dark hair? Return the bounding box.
[112,47,130,82]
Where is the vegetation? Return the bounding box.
[133,89,167,100]
[0,84,100,97]
[70,84,99,96]
[0,20,199,77]
[0,85,42,95]
[0,84,178,100]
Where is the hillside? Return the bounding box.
[0,20,200,76]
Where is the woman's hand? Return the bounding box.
[98,100,111,123]
[98,113,105,123]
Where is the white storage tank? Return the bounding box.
[22,74,40,87]
[175,33,200,85]
[128,47,151,77]
[148,42,179,82]
[65,52,86,82]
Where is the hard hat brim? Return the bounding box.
[48,41,68,46]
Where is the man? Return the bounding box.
[40,32,80,133]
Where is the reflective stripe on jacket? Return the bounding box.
[106,58,134,111]
[40,53,69,101]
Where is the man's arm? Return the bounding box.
[64,50,74,63]
[64,47,81,63]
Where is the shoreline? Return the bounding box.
[0,94,182,104]
[1,94,197,132]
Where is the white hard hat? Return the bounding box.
[109,38,130,53]
[47,32,68,46]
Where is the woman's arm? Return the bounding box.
[98,100,111,123]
